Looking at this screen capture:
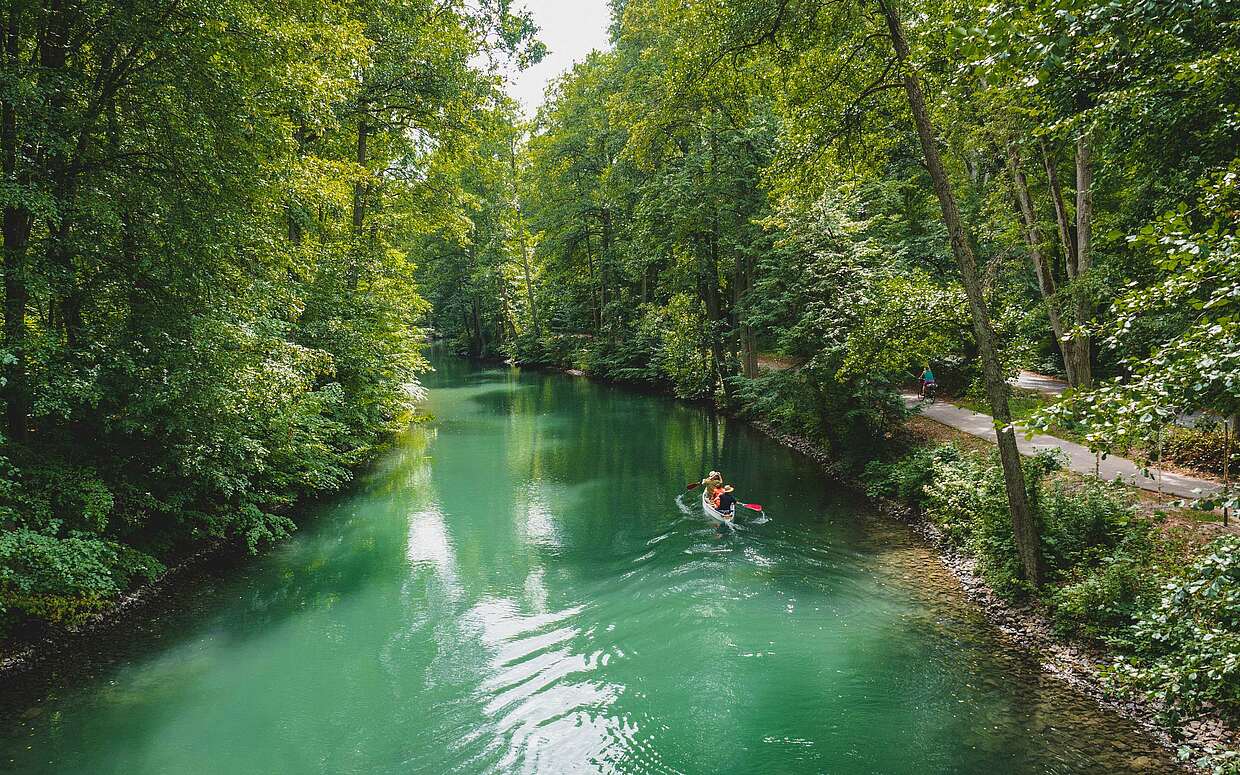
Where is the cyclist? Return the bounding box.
[919,365,937,399]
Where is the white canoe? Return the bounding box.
[702,492,735,524]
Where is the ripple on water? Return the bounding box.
[445,597,657,773]
[0,356,1182,775]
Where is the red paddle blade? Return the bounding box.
[741,503,763,511]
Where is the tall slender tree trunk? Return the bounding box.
[348,114,368,290]
[39,0,85,347]
[1041,141,1076,268]
[353,117,368,235]
[288,121,307,244]
[737,253,758,377]
[1040,138,1094,387]
[880,0,1041,584]
[510,138,540,337]
[1008,143,1072,382]
[599,208,613,335]
[1069,134,1093,388]
[497,274,515,344]
[2,6,30,439]
[701,232,731,401]
[471,298,486,357]
[583,223,600,329]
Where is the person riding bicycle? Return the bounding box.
[918,365,937,399]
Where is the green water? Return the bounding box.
[1,354,1173,774]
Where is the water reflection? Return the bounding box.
[0,353,1178,775]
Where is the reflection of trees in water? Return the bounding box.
[228,426,437,633]
[414,363,1172,772]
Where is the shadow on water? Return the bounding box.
[0,351,1177,775]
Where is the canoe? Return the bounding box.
[701,491,735,524]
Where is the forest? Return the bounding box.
[1,0,1238,765]
[416,0,1240,754]
[0,0,541,630]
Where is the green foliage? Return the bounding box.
[1051,523,1163,642]
[0,529,163,627]
[0,0,539,633]
[873,440,1240,737]
[1157,423,1240,479]
[869,444,1139,599]
[1033,166,1240,510]
[1109,536,1240,725]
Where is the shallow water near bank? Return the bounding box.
[0,353,1174,773]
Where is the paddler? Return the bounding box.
[701,471,724,505]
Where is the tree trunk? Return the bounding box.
[39,0,85,347]
[348,115,368,290]
[288,121,307,244]
[510,138,540,337]
[733,251,758,378]
[739,254,758,377]
[880,0,1041,584]
[583,223,600,330]
[353,117,368,235]
[1069,133,1093,388]
[496,274,515,344]
[471,298,486,357]
[1,5,29,440]
[1041,141,1076,269]
[702,232,731,401]
[600,208,612,334]
[1007,143,1072,383]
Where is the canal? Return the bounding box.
[0,352,1172,773]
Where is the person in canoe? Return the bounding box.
[700,470,723,500]
[702,473,736,514]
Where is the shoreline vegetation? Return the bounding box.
[4,348,1233,770]
[416,1,1238,769]
[509,352,1237,772]
[0,0,542,663]
[2,0,1237,772]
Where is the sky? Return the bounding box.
[505,0,613,117]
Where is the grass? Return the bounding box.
[954,388,1047,423]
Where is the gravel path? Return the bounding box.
[904,394,1222,500]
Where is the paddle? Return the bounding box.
[685,481,702,490]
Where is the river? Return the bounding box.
[0,353,1174,773]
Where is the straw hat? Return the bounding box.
[722,485,734,493]
[705,470,722,482]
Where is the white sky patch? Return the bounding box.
[506,0,613,117]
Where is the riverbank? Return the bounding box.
[6,352,1184,773]
[7,350,1233,770]
[751,413,1236,772]
[502,350,1235,772]
[0,429,410,677]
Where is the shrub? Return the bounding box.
[863,444,955,505]
[1050,522,1161,641]
[0,529,164,627]
[1156,424,1240,478]
[871,444,1143,602]
[1108,536,1240,723]
[1039,479,1136,577]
